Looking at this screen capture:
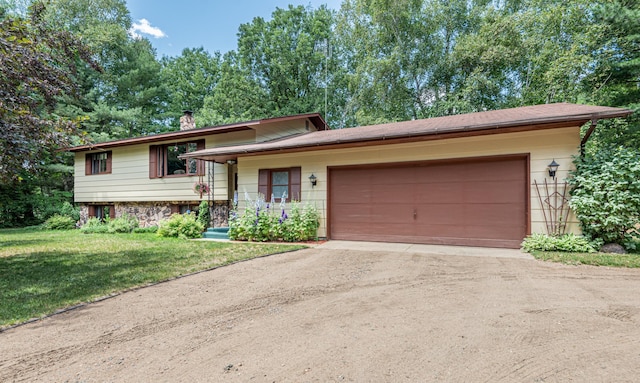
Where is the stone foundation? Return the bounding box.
[79,201,230,228]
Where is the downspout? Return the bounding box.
[580,119,598,157]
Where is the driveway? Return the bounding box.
[1,244,640,382]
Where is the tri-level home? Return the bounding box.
[67,112,328,228]
[70,103,631,248]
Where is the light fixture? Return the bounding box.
[309,173,317,187]
[548,159,560,179]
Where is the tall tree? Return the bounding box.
[160,47,222,129]
[0,1,98,183]
[237,5,336,118]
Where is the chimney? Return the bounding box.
[179,110,196,131]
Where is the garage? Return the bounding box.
[328,155,528,248]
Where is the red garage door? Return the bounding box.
[328,156,528,248]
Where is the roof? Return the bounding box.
[66,113,328,152]
[182,103,633,162]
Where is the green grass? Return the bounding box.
[531,251,640,267]
[0,228,305,328]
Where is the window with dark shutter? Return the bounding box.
[149,140,204,178]
[257,167,302,202]
[85,151,112,175]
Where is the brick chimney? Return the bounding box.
[179,110,196,130]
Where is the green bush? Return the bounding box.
[568,147,640,251]
[42,214,76,230]
[133,226,158,234]
[521,233,599,253]
[197,200,210,228]
[157,213,204,239]
[106,214,139,233]
[229,195,320,242]
[79,217,109,234]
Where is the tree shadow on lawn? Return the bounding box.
[0,248,184,327]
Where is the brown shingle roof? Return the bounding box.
[183,103,632,162]
[66,113,327,152]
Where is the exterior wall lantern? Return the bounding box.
[547,159,560,179]
[309,173,317,188]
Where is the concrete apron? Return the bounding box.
[317,240,533,260]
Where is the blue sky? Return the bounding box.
[125,0,343,58]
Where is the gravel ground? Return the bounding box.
[1,247,640,382]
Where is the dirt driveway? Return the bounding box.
[2,246,640,382]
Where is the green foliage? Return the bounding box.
[0,1,99,183]
[521,233,599,253]
[157,213,205,239]
[79,217,109,234]
[42,214,76,230]
[229,196,320,242]
[197,200,210,228]
[106,214,139,233]
[132,226,158,234]
[568,147,640,250]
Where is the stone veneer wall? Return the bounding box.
[78,201,230,228]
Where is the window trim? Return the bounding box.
[85,151,112,175]
[88,204,115,221]
[258,167,301,202]
[149,140,205,178]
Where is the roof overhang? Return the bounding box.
[65,113,328,152]
[181,103,633,163]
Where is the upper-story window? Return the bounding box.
[85,151,112,175]
[149,140,204,178]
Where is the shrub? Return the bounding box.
[42,214,76,230]
[106,214,139,233]
[79,217,108,234]
[521,233,599,253]
[197,200,210,228]
[133,226,158,234]
[568,147,640,251]
[229,194,319,242]
[58,202,80,222]
[157,213,204,239]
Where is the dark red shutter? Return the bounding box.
[170,204,180,214]
[258,169,269,198]
[88,205,95,217]
[106,151,112,174]
[149,146,158,178]
[108,205,116,219]
[290,167,301,201]
[85,154,92,175]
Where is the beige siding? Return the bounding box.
[254,120,312,142]
[237,127,582,239]
[74,131,253,203]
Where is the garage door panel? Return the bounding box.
[329,156,527,248]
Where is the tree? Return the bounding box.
[0,1,98,183]
[237,5,336,118]
[160,47,222,129]
[569,147,640,250]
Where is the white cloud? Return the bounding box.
[129,19,166,39]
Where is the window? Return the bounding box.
[85,151,112,175]
[149,140,204,178]
[88,205,115,221]
[258,167,301,202]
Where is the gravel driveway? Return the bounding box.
[1,245,640,382]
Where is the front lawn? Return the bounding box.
[0,228,305,329]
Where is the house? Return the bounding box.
[179,103,632,248]
[69,103,631,248]
[67,112,328,227]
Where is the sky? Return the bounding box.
[125,0,343,58]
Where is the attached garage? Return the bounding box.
[329,155,528,248]
[182,103,632,249]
